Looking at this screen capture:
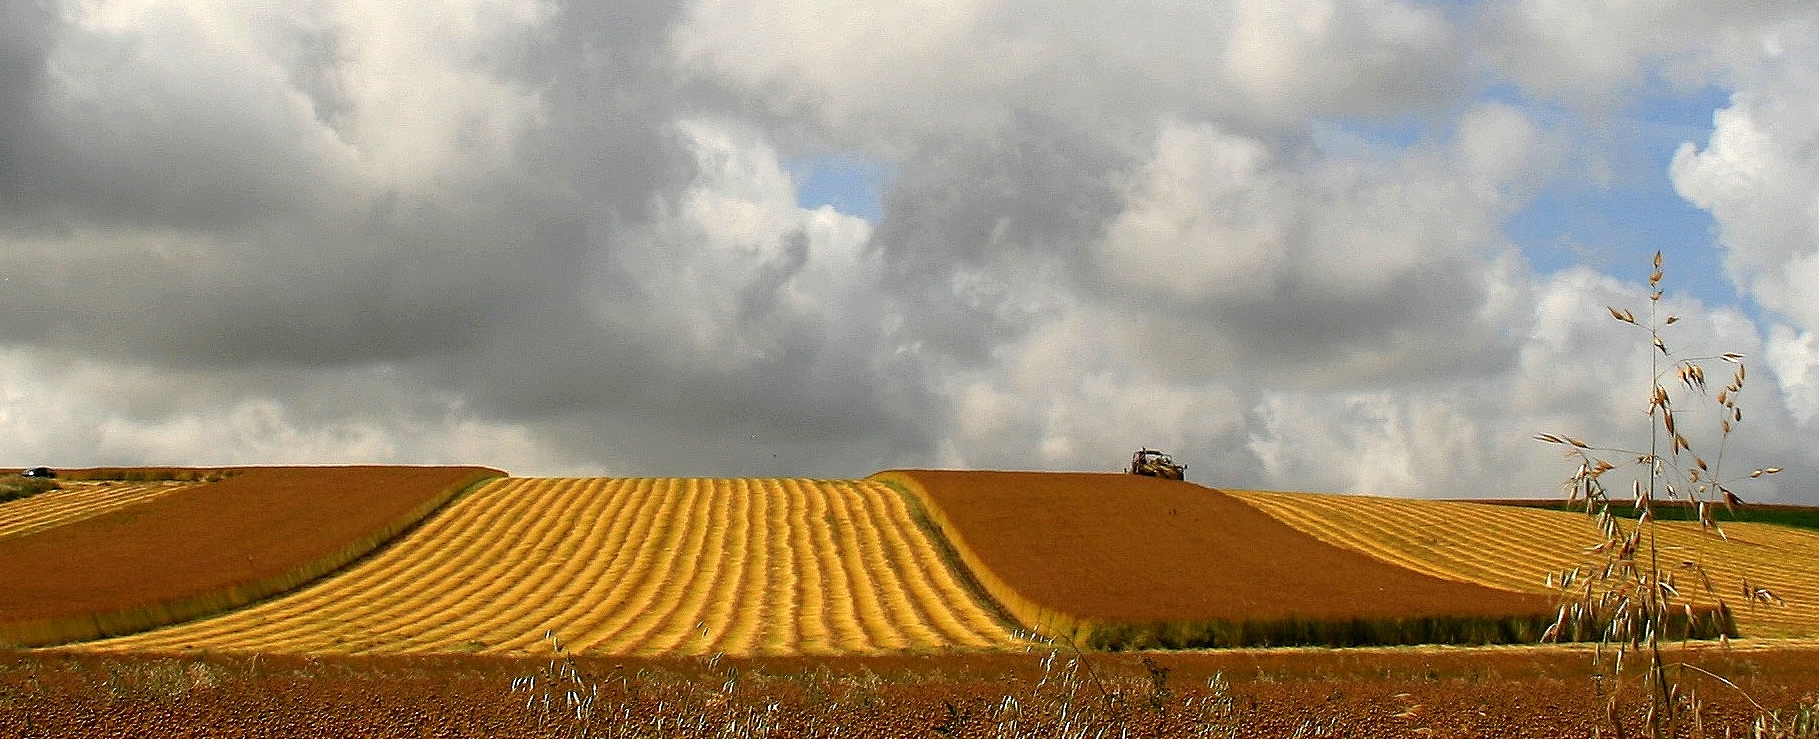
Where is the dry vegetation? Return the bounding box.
[46,467,235,482]
[87,477,1017,656]
[0,466,500,647]
[875,470,1568,650]
[9,643,1819,738]
[8,465,1815,735]
[0,474,59,505]
[1232,490,1819,639]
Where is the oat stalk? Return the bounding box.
[1534,251,1782,739]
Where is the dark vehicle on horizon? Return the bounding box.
[1128,449,1185,481]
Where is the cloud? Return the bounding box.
[1670,30,1819,330]
[672,0,1463,149]
[1,0,1814,504]
[1089,107,1551,388]
[1477,0,1809,107]
[1667,11,1819,445]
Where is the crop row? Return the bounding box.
[1230,491,1819,639]
[0,466,499,647]
[0,481,198,539]
[92,478,1017,656]
[875,471,1567,651]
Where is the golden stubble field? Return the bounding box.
[1232,490,1819,639]
[4,467,1818,737]
[0,479,199,539]
[87,477,1018,656]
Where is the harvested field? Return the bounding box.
[87,478,1018,657]
[1233,490,1819,639]
[0,466,501,647]
[0,480,200,539]
[9,643,1819,738]
[874,471,1566,649]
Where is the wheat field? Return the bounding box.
[90,477,1016,656]
[1231,491,1819,639]
[0,481,198,539]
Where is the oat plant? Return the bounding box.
[1535,251,1784,738]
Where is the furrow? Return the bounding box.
[96,478,528,651]
[0,483,188,538]
[392,478,633,652]
[806,478,865,653]
[485,478,652,654]
[644,478,749,655]
[823,480,895,651]
[334,478,594,653]
[849,480,941,648]
[545,478,673,652]
[782,479,825,655]
[862,480,999,648]
[576,478,709,653]
[267,477,554,652]
[712,478,780,657]
[1235,491,1819,639]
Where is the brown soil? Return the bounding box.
[0,466,501,646]
[884,471,1558,622]
[5,644,1816,737]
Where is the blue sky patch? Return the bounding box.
[1502,82,1741,308]
[787,154,893,222]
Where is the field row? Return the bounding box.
[0,481,197,539]
[876,471,1562,650]
[1230,491,1819,639]
[0,466,499,647]
[93,478,1017,656]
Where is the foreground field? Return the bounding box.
[9,468,1819,735]
[9,643,1819,738]
[90,477,1016,656]
[1233,490,1819,639]
[878,471,1563,649]
[0,466,501,647]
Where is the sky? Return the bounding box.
[1,0,1815,503]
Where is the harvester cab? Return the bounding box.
[1129,448,1186,481]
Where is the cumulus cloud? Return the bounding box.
[672,0,1462,148]
[1090,107,1549,388]
[1666,10,1819,452]
[1,0,1814,503]
[1478,0,1809,106]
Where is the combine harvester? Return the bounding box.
[1127,448,1187,481]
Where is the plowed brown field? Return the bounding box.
[0,466,500,647]
[87,478,1017,656]
[873,471,1561,648]
[1232,490,1819,639]
[10,643,1819,738]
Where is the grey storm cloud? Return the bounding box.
[1,0,1815,501]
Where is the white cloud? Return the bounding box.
[1248,391,1488,496]
[4,0,1816,502]
[1667,15,1819,436]
[1671,57,1819,330]
[36,0,550,219]
[673,0,1461,149]
[614,117,877,370]
[0,348,561,472]
[1236,265,1811,501]
[1766,326,1819,427]
[932,301,1250,475]
[1091,107,1554,389]
[1479,1,1807,106]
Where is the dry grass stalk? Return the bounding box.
[1535,251,1787,738]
